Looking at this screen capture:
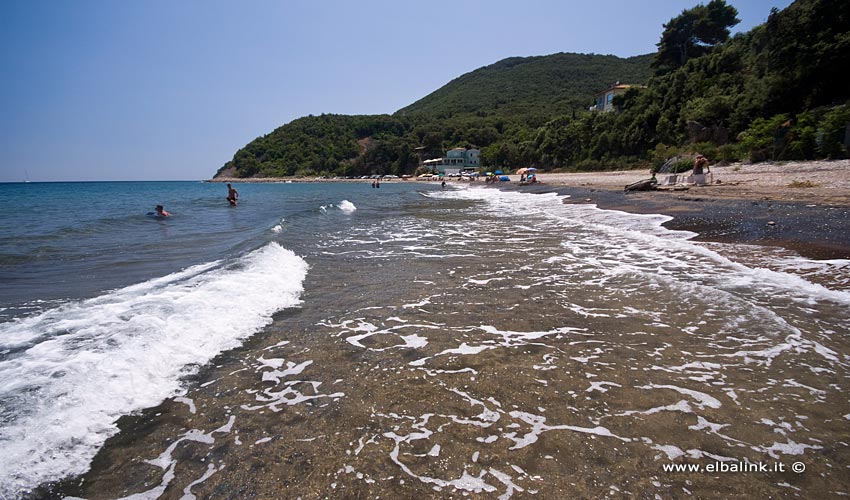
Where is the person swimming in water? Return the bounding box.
[226,183,239,206]
[154,205,171,217]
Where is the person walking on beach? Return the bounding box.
[693,155,710,176]
[226,183,238,206]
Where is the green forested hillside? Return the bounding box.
[215,51,653,178]
[215,114,414,178]
[215,0,850,179]
[397,53,654,120]
[529,0,850,169]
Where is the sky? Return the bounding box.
[0,0,793,182]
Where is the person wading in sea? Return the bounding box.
[226,183,239,206]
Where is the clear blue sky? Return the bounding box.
[0,0,792,181]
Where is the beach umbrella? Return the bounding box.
[527,167,536,172]
[494,170,504,175]
[516,168,528,175]
[485,172,493,176]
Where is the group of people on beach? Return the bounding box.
[153,156,712,217]
[519,173,537,185]
[640,153,712,191]
[152,183,238,218]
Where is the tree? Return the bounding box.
[757,0,850,113]
[653,0,740,72]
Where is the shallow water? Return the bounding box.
[2,183,850,498]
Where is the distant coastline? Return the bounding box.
[212,159,850,260]
[211,159,850,206]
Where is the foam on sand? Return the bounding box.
[0,242,308,497]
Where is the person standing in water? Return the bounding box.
[226,183,239,206]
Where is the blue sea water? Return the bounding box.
[2,180,850,498]
[0,180,427,320]
[0,180,441,495]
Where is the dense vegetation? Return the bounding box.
[397,52,654,120]
[215,52,654,178]
[215,0,850,179]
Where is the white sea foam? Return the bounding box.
[504,410,631,449]
[638,384,722,409]
[435,187,850,305]
[113,416,236,500]
[338,200,357,214]
[0,242,309,498]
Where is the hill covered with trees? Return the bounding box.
[215,0,850,179]
[397,52,654,121]
[214,51,654,178]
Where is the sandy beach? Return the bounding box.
[486,160,850,260]
[533,159,850,206]
[214,160,850,206]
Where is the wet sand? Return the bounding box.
[32,184,850,500]
[35,166,849,499]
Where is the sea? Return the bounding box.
[1,180,849,499]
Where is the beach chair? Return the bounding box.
[661,174,680,186]
[685,172,713,185]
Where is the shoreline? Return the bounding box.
[212,160,850,260]
[517,182,850,260]
[512,160,850,260]
[22,171,850,499]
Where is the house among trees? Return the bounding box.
[423,148,480,175]
[591,83,639,112]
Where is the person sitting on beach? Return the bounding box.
[226,183,238,206]
[693,155,710,176]
[155,205,171,217]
